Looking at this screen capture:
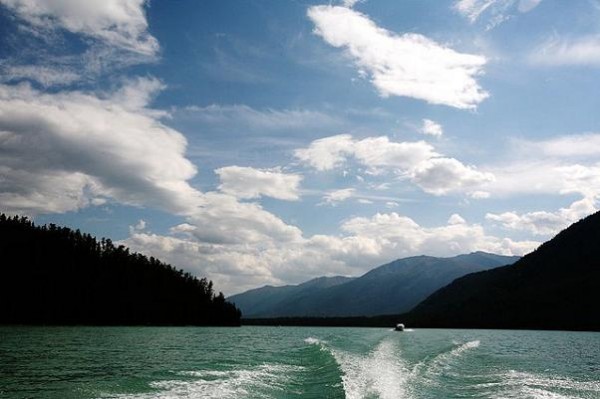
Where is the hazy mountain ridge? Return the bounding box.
[229,276,356,318]
[230,251,519,317]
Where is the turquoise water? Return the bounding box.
[0,326,598,398]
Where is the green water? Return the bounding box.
[0,326,598,398]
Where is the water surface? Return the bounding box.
[1,326,598,398]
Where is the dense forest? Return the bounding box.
[0,214,241,326]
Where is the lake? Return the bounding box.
[0,326,598,398]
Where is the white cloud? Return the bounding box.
[410,157,495,196]
[295,134,492,196]
[340,212,538,258]
[479,133,600,236]
[341,0,361,7]
[0,78,201,215]
[181,104,342,131]
[455,0,497,22]
[486,196,598,236]
[455,0,543,24]
[448,213,467,225]
[307,5,488,109]
[321,188,355,206]
[484,135,600,199]
[177,192,303,245]
[125,211,538,294]
[518,0,543,13]
[215,166,302,201]
[128,219,147,235]
[295,134,437,172]
[353,137,437,171]
[469,190,491,199]
[420,119,444,137]
[530,36,600,66]
[294,134,355,171]
[534,133,600,158]
[0,0,158,55]
[1,65,81,87]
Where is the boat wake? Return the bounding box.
[495,370,600,399]
[111,363,303,399]
[304,335,487,399]
[416,340,481,377]
[307,336,412,399]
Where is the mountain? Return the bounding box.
[228,276,355,318]
[0,214,241,326]
[406,211,600,331]
[229,252,519,318]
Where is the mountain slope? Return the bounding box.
[406,212,600,331]
[0,214,241,326]
[230,252,519,318]
[228,276,355,318]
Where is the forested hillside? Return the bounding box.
[406,211,600,331]
[0,214,241,326]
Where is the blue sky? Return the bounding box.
[1,0,600,294]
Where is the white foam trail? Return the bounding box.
[415,340,480,381]
[497,371,600,398]
[113,363,302,399]
[304,336,325,345]
[331,339,412,399]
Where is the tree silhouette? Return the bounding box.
[0,214,241,326]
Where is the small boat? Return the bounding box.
[394,323,405,331]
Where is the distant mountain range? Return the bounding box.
[405,211,600,331]
[229,252,519,318]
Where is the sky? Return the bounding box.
[1,0,600,295]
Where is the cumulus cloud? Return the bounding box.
[340,212,538,258]
[176,192,303,245]
[530,36,600,67]
[307,5,488,109]
[128,219,147,235]
[295,134,437,172]
[420,119,444,137]
[295,134,492,196]
[410,157,495,195]
[0,78,202,215]
[486,196,598,236]
[321,188,355,206]
[477,133,600,236]
[485,135,600,199]
[215,166,302,201]
[0,78,325,294]
[448,213,467,225]
[125,211,539,294]
[353,137,437,171]
[294,134,356,171]
[0,0,158,55]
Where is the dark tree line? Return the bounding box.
[0,214,241,326]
